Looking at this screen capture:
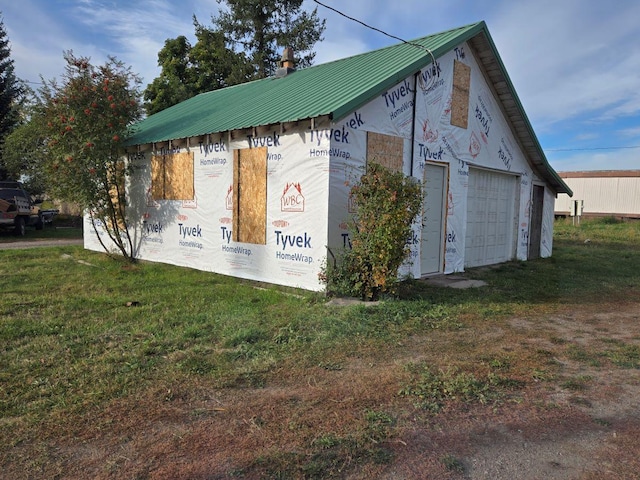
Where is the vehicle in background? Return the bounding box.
[0,181,44,236]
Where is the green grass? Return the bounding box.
[1,248,467,424]
[442,453,466,473]
[399,363,525,412]
[1,217,640,477]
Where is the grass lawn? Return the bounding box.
[1,217,640,478]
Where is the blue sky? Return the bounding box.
[3,0,640,172]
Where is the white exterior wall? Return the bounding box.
[418,43,549,268]
[555,176,640,217]
[84,125,330,291]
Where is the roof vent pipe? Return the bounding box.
[275,47,296,78]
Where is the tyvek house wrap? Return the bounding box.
[84,40,555,291]
[86,126,332,291]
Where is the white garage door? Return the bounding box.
[465,168,517,268]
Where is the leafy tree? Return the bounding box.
[214,0,326,78]
[0,13,26,179]
[2,90,48,194]
[144,20,253,115]
[143,36,195,115]
[40,52,143,260]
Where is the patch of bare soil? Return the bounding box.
[3,303,640,479]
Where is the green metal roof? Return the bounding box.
[128,22,484,144]
[127,21,571,195]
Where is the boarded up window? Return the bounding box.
[151,152,194,200]
[233,147,267,244]
[366,132,404,173]
[451,59,471,129]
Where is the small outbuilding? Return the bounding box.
[85,21,572,291]
[555,170,640,219]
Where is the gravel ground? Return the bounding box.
[0,238,83,249]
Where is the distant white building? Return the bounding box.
[555,170,640,219]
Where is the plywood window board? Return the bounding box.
[233,147,267,245]
[151,155,165,200]
[151,152,195,200]
[451,59,471,129]
[366,132,404,173]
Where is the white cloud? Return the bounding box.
[490,0,640,129]
[549,147,640,172]
[619,127,640,139]
[69,0,200,85]
[4,0,222,86]
[574,133,600,141]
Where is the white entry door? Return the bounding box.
[465,168,517,268]
[421,163,447,276]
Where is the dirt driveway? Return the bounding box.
[449,303,640,480]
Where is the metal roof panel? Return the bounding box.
[127,22,483,145]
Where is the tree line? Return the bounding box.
[145,0,325,115]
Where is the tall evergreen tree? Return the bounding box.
[0,13,26,179]
[214,0,326,78]
[189,18,254,92]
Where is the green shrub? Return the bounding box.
[324,162,422,300]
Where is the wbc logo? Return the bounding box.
[281,183,305,212]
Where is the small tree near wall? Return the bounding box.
[41,52,143,260]
[325,162,423,300]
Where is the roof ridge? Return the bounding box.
[295,21,486,71]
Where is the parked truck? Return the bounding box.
[0,181,44,236]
